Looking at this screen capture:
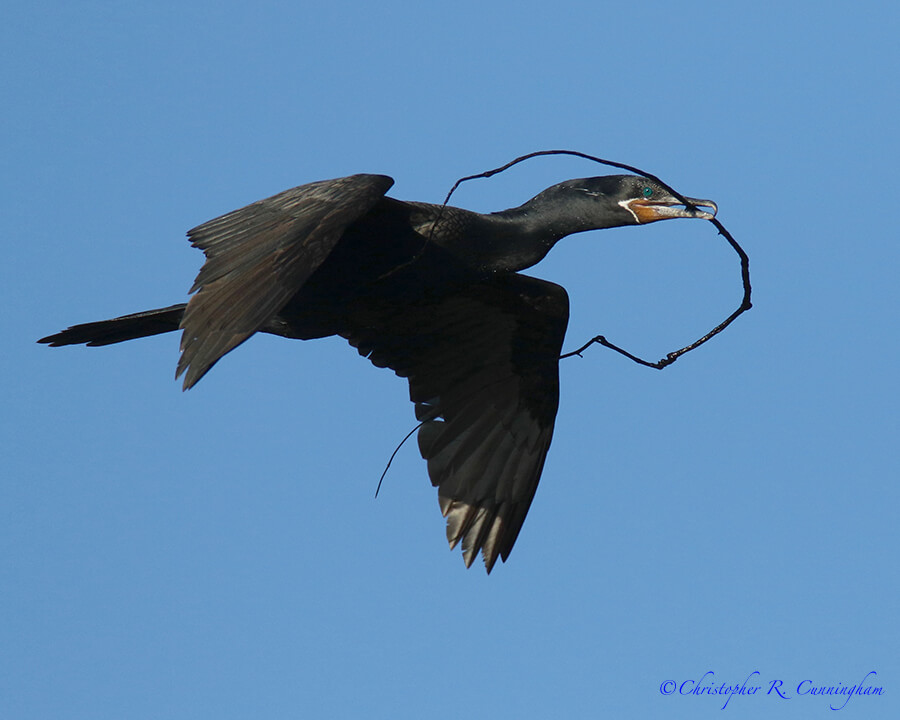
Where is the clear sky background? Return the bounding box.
[3,2,898,719]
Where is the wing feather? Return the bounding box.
[177,174,394,388]
[346,273,569,571]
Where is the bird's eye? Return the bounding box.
[642,186,653,198]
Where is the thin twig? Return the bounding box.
[375,421,423,497]
[559,214,751,367]
[441,149,706,214]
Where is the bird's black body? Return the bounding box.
[40,173,716,571]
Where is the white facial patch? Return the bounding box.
[618,199,641,223]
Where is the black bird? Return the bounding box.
[39,173,716,571]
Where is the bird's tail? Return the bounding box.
[38,304,187,347]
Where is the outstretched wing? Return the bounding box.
[178,174,394,389]
[346,273,569,572]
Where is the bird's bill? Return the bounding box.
[624,196,718,224]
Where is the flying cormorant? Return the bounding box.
[39,173,716,571]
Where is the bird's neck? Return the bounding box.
[410,193,617,275]
[449,210,560,273]
[473,195,612,272]
[404,203,548,274]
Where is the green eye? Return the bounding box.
[642,186,653,198]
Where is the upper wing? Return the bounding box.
[346,273,569,572]
[177,174,394,389]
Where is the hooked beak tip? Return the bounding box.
[686,197,717,219]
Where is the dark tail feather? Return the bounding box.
[38,304,187,347]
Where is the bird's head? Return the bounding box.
[482,174,719,272]
[550,175,717,229]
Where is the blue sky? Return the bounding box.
[3,2,898,718]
